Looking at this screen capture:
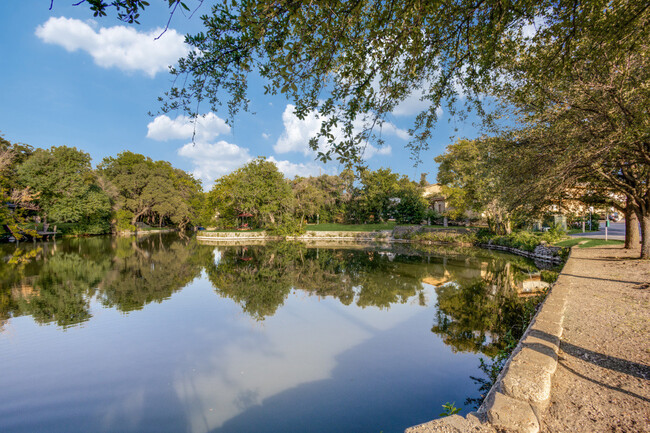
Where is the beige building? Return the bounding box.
[422,184,448,214]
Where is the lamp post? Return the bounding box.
[589,207,594,231]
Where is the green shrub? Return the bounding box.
[71,217,111,235]
[540,270,560,284]
[115,209,136,232]
[267,216,305,236]
[412,230,477,244]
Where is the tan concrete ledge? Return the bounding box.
[487,392,539,433]
[405,414,495,433]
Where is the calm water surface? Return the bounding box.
[0,234,543,433]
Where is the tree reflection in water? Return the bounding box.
[0,235,543,358]
[0,234,210,328]
[204,242,437,320]
[98,235,210,312]
[431,256,543,357]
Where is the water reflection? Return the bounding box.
[1,236,542,335]
[0,235,545,433]
[204,243,437,320]
[99,236,210,312]
[431,255,544,358]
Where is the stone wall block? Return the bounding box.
[530,317,563,339]
[486,392,539,433]
[501,362,552,403]
[522,333,560,356]
[511,345,558,374]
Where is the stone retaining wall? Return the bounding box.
[196,231,270,240]
[117,228,178,236]
[478,243,564,265]
[196,230,393,243]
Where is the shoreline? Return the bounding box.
[196,229,565,264]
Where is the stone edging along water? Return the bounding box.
[196,230,394,243]
[478,243,564,265]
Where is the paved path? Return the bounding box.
[570,221,626,240]
[540,245,650,432]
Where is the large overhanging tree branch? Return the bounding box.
[66,0,646,166]
[494,15,650,258]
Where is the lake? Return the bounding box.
[0,234,544,433]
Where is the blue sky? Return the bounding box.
[0,1,481,188]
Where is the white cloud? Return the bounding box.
[362,144,393,159]
[177,142,329,185]
[35,17,189,77]
[147,113,230,142]
[377,122,410,140]
[393,87,444,118]
[520,16,547,39]
[262,133,271,140]
[274,105,404,158]
[177,141,252,186]
[267,157,332,179]
[274,107,322,156]
[393,90,429,116]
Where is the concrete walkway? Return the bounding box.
[569,221,626,241]
[405,244,649,433]
[541,245,650,432]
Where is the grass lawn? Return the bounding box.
[305,222,397,231]
[203,228,266,233]
[137,226,176,231]
[554,237,624,248]
[567,228,601,235]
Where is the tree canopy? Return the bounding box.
[98,151,202,230]
[16,146,112,231]
[70,0,648,165]
[47,1,650,257]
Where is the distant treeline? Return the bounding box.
[1,138,433,236]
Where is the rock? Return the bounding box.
[486,392,539,433]
[404,415,495,433]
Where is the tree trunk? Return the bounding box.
[505,219,512,235]
[641,212,649,260]
[131,207,149,227]
[624,201,640,249]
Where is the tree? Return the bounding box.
[493,19,650,257]
[393,180,428,225]
[436,138,518,234]
[207,158,296,230]
[69,0,647,166]
[98,151,202,230]
[1,137,37,235]
[70,0,649,254]
[292,176,324,228]
[291,173,349,225]
[352,168,401,223]
[16,146,111,232]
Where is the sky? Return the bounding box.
[0,1,482,188]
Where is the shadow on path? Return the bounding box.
[557,361,650,404]
[560,341,650,381]
[561,273,646,286]
[522,329,649,403]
